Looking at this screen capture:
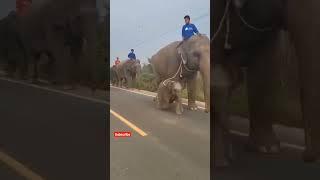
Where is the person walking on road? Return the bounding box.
[128,49,136,60]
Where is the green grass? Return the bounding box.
[134,67,205,102]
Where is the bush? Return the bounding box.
[135,69,206,102]
[136,72,158,92]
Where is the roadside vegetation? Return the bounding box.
[135,64,205,102]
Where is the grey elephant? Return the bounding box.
[0,11,28,78]
[213,0,320,167]
[110,65,118,86]
[114,59,141,88]
[154,79,183,115]
[11,0,98,90]
[148,34,210,112]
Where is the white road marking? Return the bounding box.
[229,130,305,151]
[0,150,45,180]
[110,109,148,136]
[0,77,306,152]
[0,77,108,105]
[111,86,206,110]
[111,85,306,151]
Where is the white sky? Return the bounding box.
[110,0,210,65]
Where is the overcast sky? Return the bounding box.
[110,0,210,65]
[0,0,14,18]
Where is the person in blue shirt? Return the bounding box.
[178,15,200,64]
[128,49,136,60]
[182,15,199,40]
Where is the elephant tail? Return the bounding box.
[148,58,151,63]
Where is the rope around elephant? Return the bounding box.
[162,59,183,87]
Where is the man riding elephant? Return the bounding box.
[128,49,136,60]
[179,15,200,64]
[149,34,210,112]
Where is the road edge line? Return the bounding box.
[229,130,305,151]
[0,150,45,180]
[0,77,108,105]
[111,86,205,110]
[110,109,148,137]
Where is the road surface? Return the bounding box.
[110,86,210,180]
[0,77,107,180]
[215,115,320,179]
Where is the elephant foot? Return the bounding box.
[62,85,75,90]
[18,76,28,81]
[175,105,183,115]
[246,133,280,154]
[188,103,198,111]
[5,72,15,79]
[31,79,41,84]
[303,149,320,163]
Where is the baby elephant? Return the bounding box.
[154,80,184,115]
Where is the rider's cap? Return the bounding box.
[131,49,134,51]
[184,15,190,20]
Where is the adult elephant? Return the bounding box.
[213,0,320,167]
[148,34,210,112]
[0,11,28,78]
[16,0,98,90]
[110,65,118,86]
[115,60,141,88]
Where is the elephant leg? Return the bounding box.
[6,57,16,78]
[30,53,40,83]
[175,98,183,115]
[17,49,28,80]
[213,86,233,167]
[124,71,132,88]
[187,73,198,110]
[246,46,280,154]
[213,64,233,168]
[174,86,183,114]
[46,52,56,84]
[287,8,320,161]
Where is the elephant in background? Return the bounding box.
[11,0,98,90]
[0,11,28,78]
[114,60,141,88]
[154,79,183,115]
[148,34,210,112]
[110,65,118,86]
[213,0,320,167]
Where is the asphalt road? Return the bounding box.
[215,116,320,179]
[0,78,107,180]
[110,86,210,180]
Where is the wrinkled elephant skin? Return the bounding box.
[149,35,210,112]
[213,0,320,167]
[1,0,98,90]
[114,60,141,88]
